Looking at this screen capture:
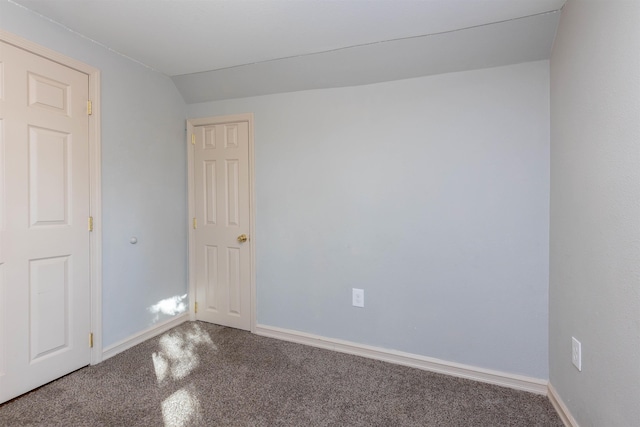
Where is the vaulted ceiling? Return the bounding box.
[12,0,566,103]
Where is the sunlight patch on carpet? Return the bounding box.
[161,387,202,427]
[152,323,218,383]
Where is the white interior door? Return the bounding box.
[0,40,91,403]
[192,117,252,330]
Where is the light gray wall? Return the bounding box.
[188,61,551,379]
[173,11,559,103]
[0,1,189,347]
[549,0,640,425]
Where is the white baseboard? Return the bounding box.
[548,383,579,427]
[102,313,189,361]
[254,324,548,395]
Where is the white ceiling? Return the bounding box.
[12,0,566,103]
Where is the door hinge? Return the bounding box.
[88,216,94,232]
[89,332,94,348]
[87,100,92,116]
[195,302,198,314]
[192,217,197,229]
[191,134,196,145]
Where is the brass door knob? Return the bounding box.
[237,234,248,243]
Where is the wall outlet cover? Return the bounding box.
[352,288,364,308]
[571,337,582,371]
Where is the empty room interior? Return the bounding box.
[0,0,638,425]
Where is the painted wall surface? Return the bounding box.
[0,1,189,347]
[188,61,551,379]
[549,0,640,425]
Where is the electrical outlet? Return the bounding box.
[572,337,582,371]
[352,288,364,307]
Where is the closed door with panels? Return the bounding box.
[0,40,91,403]
[193,118,252,330]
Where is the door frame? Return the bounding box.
[186,113,256,332]
[0,30,103,364]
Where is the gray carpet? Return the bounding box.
[0,321,562,426]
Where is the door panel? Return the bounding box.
[204,160,217,225]
[225,159,240,227]
[226,247,241,314]
[204,244,219,312]
[30,256,70,360]
[194,120,251,330]
[0,40,91,403]
[29,126,71,225]
[28,72,70,114]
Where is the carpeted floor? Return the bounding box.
[0,321,563,426]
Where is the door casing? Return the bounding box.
[187,113,256,331]
[0,29,103,364]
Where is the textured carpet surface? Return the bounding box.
[0,321,562,426]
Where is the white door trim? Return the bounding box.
[187,113,256,332]
[0,29,103,364]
